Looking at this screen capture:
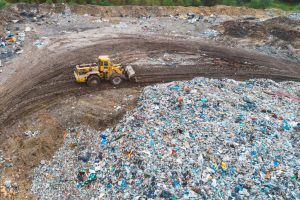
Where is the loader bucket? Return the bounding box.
[125,65,136,79]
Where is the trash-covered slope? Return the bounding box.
[31,77,299,199]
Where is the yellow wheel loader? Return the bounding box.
[74,56,135,86]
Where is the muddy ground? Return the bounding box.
[0,4,299,199]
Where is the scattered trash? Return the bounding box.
[18,32,25,42]
[0,179,17,197]
[114,105,122,111]
[264,90,300,103]
[76,168,97,188]
[288,12,300,21]
[132,53,197,67]
[266,11,274,17]
[187,13,203,24]
[0,151,4,165]
[0,31,25,61]
[16,49,24,54]
[4,180,11,188]
[113,22,128,29]
[25,26,32,32]
[93,19,102,23]
[33,39,48,48]
[199,29,219,38]
[31,77,300,199]
[24,130,41,138]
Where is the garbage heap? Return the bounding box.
[31,78,300,199]
[0,31,25,61]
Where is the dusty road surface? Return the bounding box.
[0,35,300,126]
[1,35,299,127]
[0,4,299,199]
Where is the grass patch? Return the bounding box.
[2,0,300,11]
[249,0,273,9]
[207,0,300,11]
[270,1,300,11]
[0,0,7,9]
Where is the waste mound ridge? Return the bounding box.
[31,77,300,199]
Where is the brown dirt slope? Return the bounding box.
[0,35,299,131]
[7,3,286,18]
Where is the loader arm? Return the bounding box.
[112,66,124,75]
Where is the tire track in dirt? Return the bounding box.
[0,35,299,133]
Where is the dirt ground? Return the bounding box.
[0,4,299,199]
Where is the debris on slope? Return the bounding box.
[288,12,300,21]
[220,16,300,62]
[222,16,300,41]
[0,151,18,198]
[0,31,25,61]
[0,180,18,198]
[31,77,300,199]
[24,130,41,138]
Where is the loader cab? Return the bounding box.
[103,61,109,72]
[98,56,111,73]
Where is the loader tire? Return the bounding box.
[110,76,122,86]
[87,75,100,87]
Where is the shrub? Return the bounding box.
[0,0,7,9]
[250,0,273,8]
[97,0,113,5]
[202,0,217,6]
[162,0,173,5]
[220,0,237,6]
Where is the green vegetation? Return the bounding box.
[205,0,300,10]
[216,0,300,10]
[2,0,300,11]
[271,0,300,11]
[249,0,273,8]
[200,0,299,10]
[0,0,7,9]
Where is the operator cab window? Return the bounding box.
[104,61,109,68]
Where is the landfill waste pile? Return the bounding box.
[0,151,13,176]
[0,31,25,62]
[0,179,18,197]
[288,12,300,21]
[31,77,299,199]
[0,151,17,197]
